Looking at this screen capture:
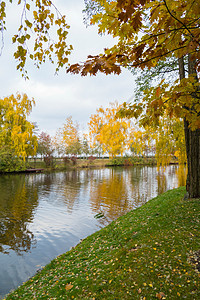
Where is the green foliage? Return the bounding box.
[0,147,27,172]
[66,140,82,156]
[130,57,181,102]
[108,156,156,166]
[108,157,126,166]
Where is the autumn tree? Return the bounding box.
[129,126,154,157]
[0,0,72,77]
[53,131,65,157]
[68,0,200,198]
[37,131,54,157]
[0,93,37,160]
[56,116,81,156]
[151,115,187,167]
[88,102,131,158]
[128,114,186,165]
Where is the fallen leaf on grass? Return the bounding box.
[65,283,73,291]
[156,292,166,299]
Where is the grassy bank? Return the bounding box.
[27,156,157,171]
[6,187,199,299]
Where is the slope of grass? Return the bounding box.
[6,187,200,299]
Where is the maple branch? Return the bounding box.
[129,46,188,68]
[131,25,199,52]
[163,0,196,41]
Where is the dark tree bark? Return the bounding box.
[184,119,200,198]
[178,56,200,198]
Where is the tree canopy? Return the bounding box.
[0,93,37,159]
[68,0,200,128]
[88,102,131,157]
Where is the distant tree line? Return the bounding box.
[0,94,186,172]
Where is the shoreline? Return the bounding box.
[1,156,176,175]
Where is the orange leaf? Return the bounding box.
[156,87,161,97]
[65,283,73,291]
[156,292,166,299]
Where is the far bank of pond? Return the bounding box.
[26,156,159,173]
[0,165,186,298]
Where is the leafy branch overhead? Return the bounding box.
[68,0,200,130]
[79,0,200,73]
[0,0,73,77]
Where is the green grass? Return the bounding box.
[27,157,156,171]
[6,187,200,299]
[106,156,157,166]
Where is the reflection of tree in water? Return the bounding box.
[0,175,38,255]
[90,169,133,223]
[29,171,83,213]
[0,216,35,254]
[128,167,158,207]
[175,165,187,187]
[14,171,86,216]
[157,165,187,195]
[157,170,167,195]
[62,170,82,212]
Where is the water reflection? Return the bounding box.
[176,165,187,187]
[0,165,186,298]
[0,166,187,255]
[0,175,38,254]
[157,171,168,194]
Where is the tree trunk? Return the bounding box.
[184,119,200,198]
[178,56,200,198]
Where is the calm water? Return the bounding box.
[0,165,186,298]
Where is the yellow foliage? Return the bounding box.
[151,114,186,167]
[71,0,200,131]
[56,116,80,155]
[0,93,37,159]
[129,126,154,157]
[88,102,131,158]
[2,0,73,76]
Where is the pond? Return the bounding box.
[0,165,186,298]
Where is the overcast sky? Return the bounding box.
[0,0,135,136]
